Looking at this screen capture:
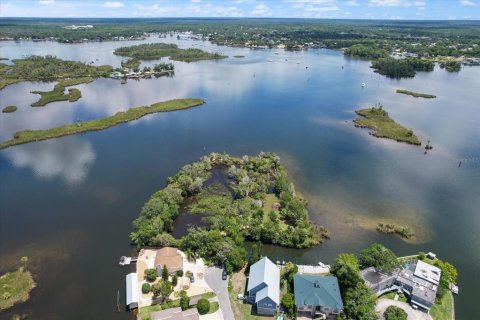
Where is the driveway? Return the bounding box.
[376,299,433,320]
[205,266,234,320]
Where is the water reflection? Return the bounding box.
[3,137,95,185]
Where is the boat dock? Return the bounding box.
[276,261,330,274]
[119,256,138,266]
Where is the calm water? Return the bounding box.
[1,35,479,320]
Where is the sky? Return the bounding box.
[0,0,479,20]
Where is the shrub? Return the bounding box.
[176,270,184,277]
[145,268,157,282]
[196,298,210,315]
[172,275,178,287]
[180,290,190,310]
[162,264,169,281]
[418,252,426,260]
[384,305,407,320]
[142,283,151,294]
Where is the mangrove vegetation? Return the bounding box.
[2,105,17,113]
[376,223,415,239]
[396,89,437,99]
[354,104,421,145]
[371,57,434,79]
[113,43,227,62]
[0,257,36,311]
[0,98,205,150]
[130,152,328,273]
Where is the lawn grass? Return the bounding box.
[354,106,421,145]
[137,300,181,320]
[430,291,454,320]
[396,89,436,99]
[0,98,205,150]
[0,269,36,311]
[207,301,219,314]
[201,292,216,299]
[2,105,17,113]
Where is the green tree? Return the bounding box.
[145,268,157,282]
[281,292,295,318]
[331,253,361,294]
[359,243,398,273]
[20,256,28,271]
[196,298,210,315]
[343,282,378,320]
[162,264,169,281]
[180,290,190,310]
[384,305,407,320]
[249,241,263,266]
[172,275,178,287]
[142,283,151,294]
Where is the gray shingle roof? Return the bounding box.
[247,257,280,304]
[294,275,343,310]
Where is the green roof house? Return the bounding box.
[294,274,343,319]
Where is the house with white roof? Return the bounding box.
[246,257,280,316]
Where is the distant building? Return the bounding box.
[126,273,139,310]
[150,307,199,320]
[155,247,183,275]
[360,260,442,312]
[246,257,280,316]
[294,274,343,320]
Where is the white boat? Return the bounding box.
[362,82,366,87]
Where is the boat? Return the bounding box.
[362,82,366,87]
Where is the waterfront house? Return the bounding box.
[150,307,199,320]
[155,247,183,275]
[360,260,441,312]
[126,272,139,310]
[246,257,280,316]
[294,274,343,319]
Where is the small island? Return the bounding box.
[2,105,17,113]
[113,43,227,62]
[440,60,461,72]
[0,257,35,311]
[376,222,415,239]
[0,55,112,90]
[130,152,329,273]
[354,105,421,145]
[396,89,436,99]
[371,57,434,79]
[30,77,92,106]
[0,99,204,150]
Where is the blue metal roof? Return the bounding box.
[294,274,343,310]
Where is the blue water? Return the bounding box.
[0,36,479,319]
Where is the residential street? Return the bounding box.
[205,266,234,320]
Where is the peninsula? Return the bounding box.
[0,99,205,150]
[113,43,227,62]
[30,77,93,106]
[354,105,421,145]
[396,89,436,99]
[130,152,329,273]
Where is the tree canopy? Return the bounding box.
[359,243,398,273]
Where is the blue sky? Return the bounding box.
[0,0,479,20]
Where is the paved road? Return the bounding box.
[205,266,234,320]
[376,299,433,320]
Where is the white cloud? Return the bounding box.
[344,0,359,6]
[304,4,339,11]
[38,0,55,4]
[191,0,202,3]
[103,1,124,8]
[290,0,336,3]
[369,0,406,6]
[460,0,476,6]
[251,4,270,15]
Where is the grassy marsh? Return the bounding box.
[396,89,436,99]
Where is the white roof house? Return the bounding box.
[246,257,280,315]
[414,260,441,285]
[126,273,139,310]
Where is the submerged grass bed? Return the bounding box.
[396,89,436,99]
[0,98,205,150]
[2,105,17,113]
[0,269,36,311]
[354,106,421,145]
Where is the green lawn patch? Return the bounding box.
[0,269,36,311]
[137,299,181,320]
[430,291,454,320]
[201,292,216,299]
[354,105,421,145]
[2,105,17,113]
[207,301,219,314]
[396,89,436,99]
[114,43,227,62]
[0,98,205,150]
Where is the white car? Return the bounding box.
[237,294,245,300]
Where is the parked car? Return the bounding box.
[237,294,245,300]
[190,274,195,283]
[222,269,228,280]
